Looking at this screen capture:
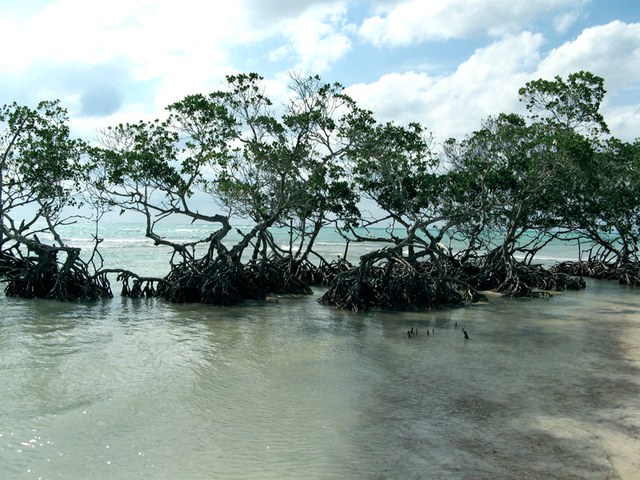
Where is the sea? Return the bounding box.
[1,222,639,479]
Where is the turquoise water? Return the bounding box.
[1,222,639,479]
[55,221,583,277]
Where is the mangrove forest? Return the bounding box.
[1,70,639,309]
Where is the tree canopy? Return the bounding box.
[1,70,638,307]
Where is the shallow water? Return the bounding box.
[1,279,639,479]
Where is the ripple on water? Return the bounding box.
[1,281,639,478]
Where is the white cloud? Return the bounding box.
[242,0,347,25]
[533,20,640,140]
[348,20,640,142]
[536,21,640,90]
[274,4,353,74]
[358,0,585,46]
[2,0,638,146]
[604,104,640,141]
[0,1,251,107]
[553,10,581,34]
[0,0,354,113]
[346,70,435,121]
[346,32,544,141]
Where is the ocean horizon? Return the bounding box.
[41,220,587,280]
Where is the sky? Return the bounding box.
[1,0,639,146]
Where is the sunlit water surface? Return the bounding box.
[1,280,639,479]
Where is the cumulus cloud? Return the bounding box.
[604,104,640,141]
[346,32,544,141]
[358,0,585,46]
[553,10,581,34]
[0,1,246,108]
[534,20,640,140]
[288,13,352,73]
[263,4,353,74]
[2,0,638,146]
[0,0,355,109]
[536,21,640,90]
[347,19,640,142]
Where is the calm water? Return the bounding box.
[1,224,639,479]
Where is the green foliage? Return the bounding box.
[97,120,182,188]
[2,100,84,198]
[206,72,362,227]
[518,70,609,136]
[446,71,613,259]
[577,137,640,261]
[1,99,87,233]
[349,115,437,218]
[4,69,639,304]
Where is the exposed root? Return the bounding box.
[1,244,112,301]
[319,252,486,311]
[94,269,164,298]
[156,254,318,306]
[552,259,640,286]
[463,248,587,298]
